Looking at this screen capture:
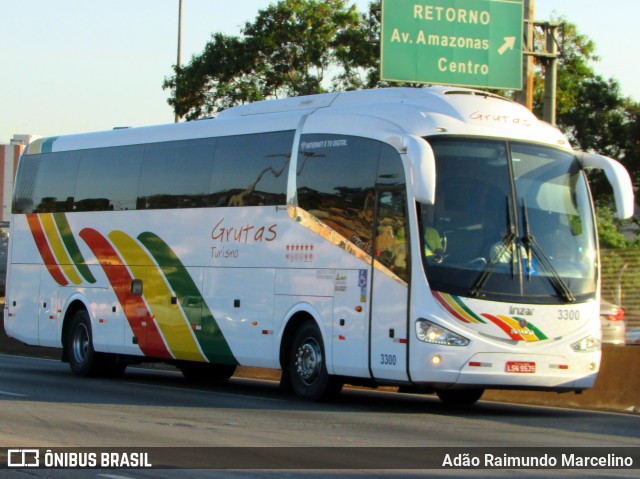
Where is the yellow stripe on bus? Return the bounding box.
[26,138,44,155]
[39,213,83,285]
[440,293,481,324]
[108,230,206,363]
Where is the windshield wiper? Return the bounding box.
[521,200,575,302]
[470,197,516,297]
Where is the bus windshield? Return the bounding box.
[420,137,597,304]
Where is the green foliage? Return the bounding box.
[163,0,377,120]
[596,206,633,249]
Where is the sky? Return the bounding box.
[1,0,638,143]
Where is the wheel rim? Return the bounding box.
[294,337,322,385]
[71,323,90,366]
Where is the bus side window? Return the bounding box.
[13,154,40,214]
[75,145,144,212]
[137,139,215,210]
[374,145,409,283]
[32,152,80,213]
[210,131,293,207]
[296,135,379,255]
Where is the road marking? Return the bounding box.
[0,353,58,362]
[0,389,28,397]
[124,380,287,403]
[98,475,136,479]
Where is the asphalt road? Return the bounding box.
[1,353,638,478]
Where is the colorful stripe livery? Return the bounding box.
[433,291,548,342]
[27,212,237,364]
[79,227,173,360]
[137,232,237,365]
[432,290,486,324]
[27,213,96,286]
[80,228,238,365]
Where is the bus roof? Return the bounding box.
[25,87,572,155]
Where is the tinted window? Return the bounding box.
[13,154,40,214]
[75,145,143,211]
[33,152,80,213]
[209,131,292,207]
[13,130,294,214]
[138,138,216,209]
[297,135,381,255]
[374,144,409,282]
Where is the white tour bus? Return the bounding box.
[5,87,634,404]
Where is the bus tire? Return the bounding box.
[66,309,127,378]
[435,388,484,406]
[288,321,342,402]
[66,309,99,377]
[179,362,236,382]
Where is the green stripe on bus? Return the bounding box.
[53,213,97,284]
[40,136,59,153]
[137,231,238,365]
[451,295,487,324]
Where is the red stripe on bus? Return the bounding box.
[432,291,471,323]
[26,214,69,286]
[79,228,171,359]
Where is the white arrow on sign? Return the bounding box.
[498,36,516,55]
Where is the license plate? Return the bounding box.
[506,361,536,373]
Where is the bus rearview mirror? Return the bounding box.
[405,136,436,205]
[577,152,635,219]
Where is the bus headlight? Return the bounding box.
[415,319,469,346]
[570,335,601,352]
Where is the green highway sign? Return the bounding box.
[381,0,523,89]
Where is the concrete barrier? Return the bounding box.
[1,314,638,413]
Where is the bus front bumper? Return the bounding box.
[410,351,600,391]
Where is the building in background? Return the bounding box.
[0,134,36,294]
[1,135,36,223]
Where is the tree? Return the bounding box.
[163,0,376,120]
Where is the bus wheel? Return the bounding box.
[179,362,237,382]
[435,388,484,406]
[67,310,98,377]
[288,322,342,402]
[66,310,126,378]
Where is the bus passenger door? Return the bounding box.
[369,187,410,382]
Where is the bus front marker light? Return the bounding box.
[415,319,469,346]
[432,355,442,365]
